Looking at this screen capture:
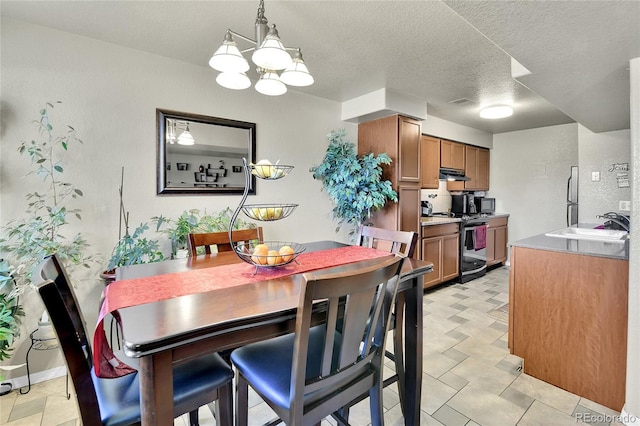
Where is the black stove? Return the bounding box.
[453,213,491,224]
[456,214,489,283]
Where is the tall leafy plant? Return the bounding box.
[0,101,92,295]
[310,129,397,234]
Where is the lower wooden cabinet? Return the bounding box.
[487,216,508,266]
[421,223,459,289]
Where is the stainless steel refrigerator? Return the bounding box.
[567,166,579,226]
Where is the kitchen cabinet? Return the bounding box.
[421,223,459,288]
[358,115,422,257]
[420,135,440,189]
[447,145,490,191]
[440,139,465,170]
[486,216,508,266]
[509,245,628,411]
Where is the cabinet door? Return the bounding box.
[486,227,496,264]
[441,140,465,170]
[399,117,421,183]
[477,148,490,190]
[464,146,479,190]
[441,233,459,281]
[422,237,442,288]
[398,185,421,257]
[421,135,440,189]
[494,226,507,262]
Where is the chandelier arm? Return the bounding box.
[227,30,257,45]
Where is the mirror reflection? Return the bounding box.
[157,109,256,195]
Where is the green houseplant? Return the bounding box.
[0,102,92,293]
[152,208,257,257]
[0,261,25,366]
[310,129,398,234]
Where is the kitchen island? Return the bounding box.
[509,228,629,411]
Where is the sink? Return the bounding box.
[545,227,628,243]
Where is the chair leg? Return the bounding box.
[218,380,234,426]
[188,409,199,426]
[393,293,406,414]
[369,379,385,426]
[236,373,249,426]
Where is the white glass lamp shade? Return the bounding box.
[209,32,250,73]
[177,126,195,145]
[480,105,513,119]
[280,50,314,87]
[255,71,287,96]
[216,72,251,90]
[251,25,292,70]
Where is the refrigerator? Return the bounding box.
[567,166,579,226]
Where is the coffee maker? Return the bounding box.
[451,194,477,216]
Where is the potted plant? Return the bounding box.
[102,168,164,281]
[0,260,26,394]
[152,208,257,258]
[310,129,398,235]
[0,102,92,343]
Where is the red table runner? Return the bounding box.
[94,245,392,378]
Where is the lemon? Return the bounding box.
[279,245,295,262]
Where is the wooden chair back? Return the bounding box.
[356,225,418,257]
[34,254,103,423]
[187,227,263,257]
[290,255,405,424]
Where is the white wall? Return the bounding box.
[422,114,493,149]
[0,18,353,379]
[578,125,631,221]
[491,123,579,245]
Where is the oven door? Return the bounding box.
[460,222,488,283]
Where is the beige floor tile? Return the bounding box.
[41,393,79,426]
[449,357,517,395]
[420,374,457,415]
[578,397,620,417]
[453,336,509,366]
[422,349,461,378]
[509,374,580,416]
[517,400,580,425]
[447,382,526,426]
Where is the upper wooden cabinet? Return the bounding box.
[358,115,422,256]
[447,145,490,191]
[440,139,465,170]
[420,135,440,189]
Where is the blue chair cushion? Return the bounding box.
[231,325,339,410]
[92,353,233,426]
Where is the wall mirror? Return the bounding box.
[157,109,256,195]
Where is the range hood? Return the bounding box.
[439,168,470,181]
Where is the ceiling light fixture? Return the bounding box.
[480,105,513,119]
[209,0,314,96]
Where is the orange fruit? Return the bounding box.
[279,245,295,262]
[267,250,281,266]
[252,244,269,265]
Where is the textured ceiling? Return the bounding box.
[1,1,638,134]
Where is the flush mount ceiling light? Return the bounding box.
[480,105,513,119]
[209,0,314,96]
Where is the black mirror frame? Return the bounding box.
[156,109,256,195]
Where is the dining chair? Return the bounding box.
[355,224,418,414]
[231,255,405,426]
[187,227,263,257]
[34,254,234,426]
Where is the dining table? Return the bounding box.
[107,240,433,425]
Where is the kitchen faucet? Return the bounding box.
[596,212,630,232]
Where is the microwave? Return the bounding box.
[475,197,495,214]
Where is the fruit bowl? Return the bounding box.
[249,164,294,180]
[234,241,306,268]
[242,203,298,221]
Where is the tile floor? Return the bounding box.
[0,266,626,425]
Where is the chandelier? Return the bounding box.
[209,0,314,96]
[166,119,195,145]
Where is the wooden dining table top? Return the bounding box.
[115,240,432,358]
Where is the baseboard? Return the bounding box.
[5,366,67,390]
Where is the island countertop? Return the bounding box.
[510,225,629,260]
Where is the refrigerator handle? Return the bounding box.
[567,205,570,227]
[567,176,572,203]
